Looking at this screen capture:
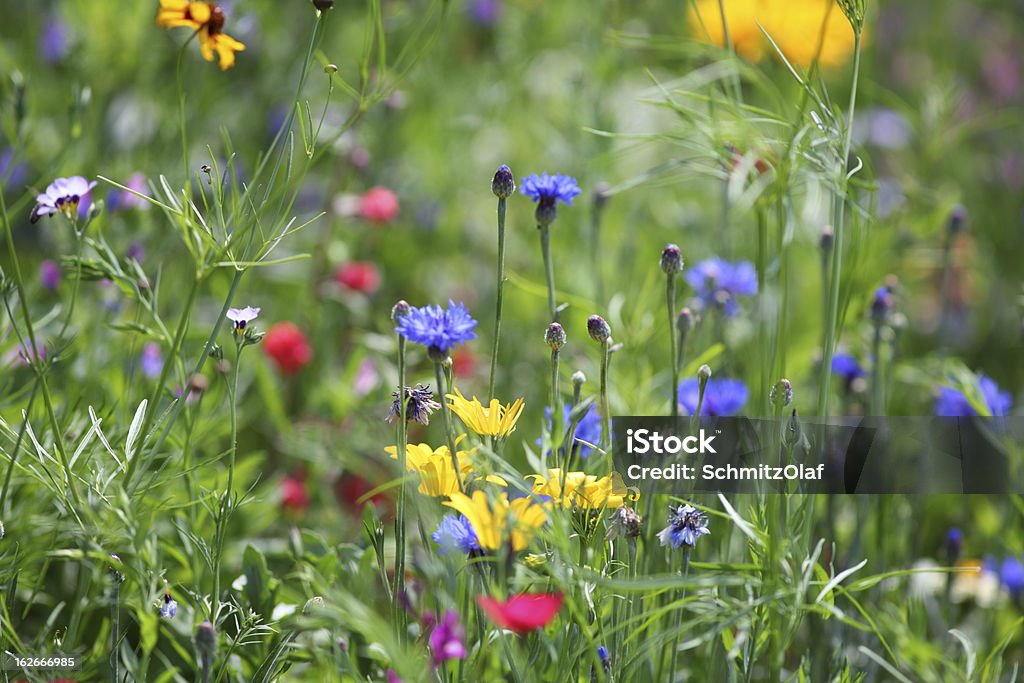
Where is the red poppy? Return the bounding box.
[476,593,563,634]
[358,186,399,225]
[334,472,393,519]
[263,322,313,374]
[334,261,381,294]
[451,348,476,378]
[280,475,309,514]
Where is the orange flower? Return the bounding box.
[157,1,246,70]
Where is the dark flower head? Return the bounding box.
[657,503,710,549]
[770,378,793,407]
[587,315,611,343]
[31,176,96,224]
[395,300,478,356]
[678,377,748,417]
[391,299,412,322]
[685,258,757,317]
[195,620,217,658]
[870,286,893,324]
[660,244,683,275]
[946,205,967,235]
[934,374,1012,417]
[544,322,566,350]
[819,226,835,252]
[431,514,480,555]
[831,353,865,382]
[492,164,515,199]
[605,506,643,540]
[387,384,441,425]
[597,645,611,673]
[520,173,581,226]
[676,307,696,334]
[945,527,963,563]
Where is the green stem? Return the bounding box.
[488,197,507,400]
[667,274,678,419]
[392,336,408,639]
[817,32,863,418]
[435,362,463,492]
[110,582,120,683]
[549,347,561,470]
[539,224,557,322]
[599,342,611,452]
[871,322,884,416]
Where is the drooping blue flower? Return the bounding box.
[677,378,748,417]
[934,375,1012,417]
[999,557,1024,597]
[685,258,757,317]
[140,342,164,379]
[432,515,480,556]
[657,503,710,550]
[160,592,178,619]
[519,173,581,206]
[541,403,602,459]
[395,300,478,355]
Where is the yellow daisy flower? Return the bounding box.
[687,0,858,68]
[157,1,246,70]
[527,469,637,510]
[446,387,525,438]
[385,436,474,497]
[443,490,548,552]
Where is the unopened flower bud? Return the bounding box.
[660,244,683,275]
[819,226,834,252]
[676,307,695,334]
[390,300,411,323]
[303,596,326,614]
[492,165,515,199]
[545,322,566,350]
[312,0,335,10]
[870,287,893,324]
[946,205,966,236]
[697,364,712,382]
[587,315,611,343]
[195,620,217,659]
[770,378,793,407]
[109,554,125,584]
[593,182,611,210]
[324,63,338,74]
[571,370,586,388]
[427,345,451,365]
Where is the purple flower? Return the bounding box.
[432,515,480,555]
[427,610,467,669]
[108,173,151,212]
[685,258,757,317]
[541,403,602,459]
[39,260,61,291]
[126,243,146,263]
[40,14,72,64]
[395,300,477,355]
[140,343,164,379]
[468,0,502,25]
[31,176,96,224]
[1,149,29,192]
[657,504,710,550]
[677,377,748,417]
[934,375,1012,417]
[386,671,404,683]
[519,173,581,206]
[999,557,1024,598]
[159,592,178,619]
[831,353,865,381]
[226,306,261,331]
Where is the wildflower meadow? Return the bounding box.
[3,1,1024,681]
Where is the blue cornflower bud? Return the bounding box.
[492,165,516,199]
[770,378,793,408]
[660,244,683,275]
[946,205,966,236]
[587,315,611,343]
[945,527,963,563]
[545,322,567,350]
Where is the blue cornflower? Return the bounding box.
[395,300,478,357]
[678,377,748,417]
[685,258,757,317]
[657,503,710,550]
[520,173,581,226]
[999,557,1024,598]
[831,353,865,382]
[934,374,1012,417]
[140,342,164,379]
[541,403,602,459]
[945,527,963,563]
[596,645,611,673]
[432,515,480,555]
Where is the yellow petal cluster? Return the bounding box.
[687,0,858,68]
[385,437,475,497]
[446,388,525,438]
[157,1,246,70]
[527,469,637,510]
[443,490,548,551]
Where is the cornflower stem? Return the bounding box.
[0,193,81,507]
[871,321,884,416]
[539,224,558,322]
[200,654,212,683]
[666,274,679,419]
[212,339,243,620]
[591,197,607,305]
[599,342,611,452]
[668,548,691,680]
[818,32,863,418]
[435,362,463,492]
[488,197,507,400]
[111,580,121,683]
[392,336,409,638]
[549,347,561,467]
[938,232,954,351]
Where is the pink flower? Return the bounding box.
[263,322,313,374]
[334,261,381,294]
[357,186,399,225]
[281,475,309,514]
[477,593,563,634]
